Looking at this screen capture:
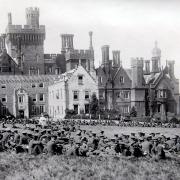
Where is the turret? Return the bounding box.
[8,13,12,25]
[112,50,121,67]
[151,41,161,74]
[101,45,109,66]
[26,7,39,28]
[61,34,74,53]
[131,58,144,88]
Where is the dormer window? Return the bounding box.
[158,89,167,98]
[120,76,124,83]
[78,75,83,85]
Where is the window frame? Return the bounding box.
[39,93,45,102]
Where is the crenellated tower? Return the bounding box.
[5,7,46,75]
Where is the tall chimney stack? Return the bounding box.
[101,45,109,66]
[144,60,150,75]
[112,50,121,67]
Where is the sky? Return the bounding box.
[0,0,180,79]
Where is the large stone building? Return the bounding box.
[0,7,95,76]
[0,7,96,118]
[97,42,179,118]
[48,65,98,119]
[0,7,179,119]
[0,75,56,118]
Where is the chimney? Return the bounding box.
[131,58,144,88]
[8,13,12,25]
[61,34,74,53]
[168,60,175,78]
[101,45,109,66]
[112,50,121,67]
[144,60,150,75]
[89,31,93,50]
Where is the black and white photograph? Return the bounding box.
[0,0,180,179]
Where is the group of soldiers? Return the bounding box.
[0,120,179,160]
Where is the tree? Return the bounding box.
[130,106,137,117]
[90,93,99,116]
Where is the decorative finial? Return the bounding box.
[155,41,158,48]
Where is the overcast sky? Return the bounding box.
[0,0,180,79]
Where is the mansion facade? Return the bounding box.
[0,7,179,119]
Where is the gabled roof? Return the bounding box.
[0,74,58,83]
[53,65,97,84]
[124,68,132,80]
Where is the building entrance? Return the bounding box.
[19,110,24,118]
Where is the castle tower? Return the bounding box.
[151,41,161,74]
[26,7,39,28]
[112,50,121,67]
[101,45,110,66]
[61,34,74,53]
[5,7,46,75]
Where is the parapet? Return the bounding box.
[131,57,144,67]
[6,24,45,34]
[26,7,39,14]
[65,49,92,60]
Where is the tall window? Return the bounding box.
[85,104,90,114]
[18,95,24,103]
[74,104,78,114]
[99,77,103,84]
[73,91,79,100]
[2,106,7,115]
[40,105,44,114]
[124,91,130,99]
[39,93,44,102]
[78,75,83,85]
[120,76,124,83]
[85,91,90,100]
[56,90,59,99]
[32,105,36,115]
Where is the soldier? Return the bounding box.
[29,134,44,155]
[46,135,57,155]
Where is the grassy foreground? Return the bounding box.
[0,153,180,180]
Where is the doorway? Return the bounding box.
[19,110,24,118]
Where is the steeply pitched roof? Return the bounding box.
[124,68,132,80]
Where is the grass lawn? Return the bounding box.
[0,153,180,180]
[0,126,180,179]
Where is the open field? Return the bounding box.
[0,153,180,180]
[0,125,180,179]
